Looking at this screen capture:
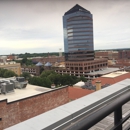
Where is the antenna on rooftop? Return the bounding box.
[59,48,62,57]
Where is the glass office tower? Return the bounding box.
[63,4,94,61]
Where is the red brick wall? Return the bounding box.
[68,87,94,100]
[0,87,69,130]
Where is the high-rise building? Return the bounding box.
[63,4,94,61]
[56,4,108,78]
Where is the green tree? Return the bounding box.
[27,69,87,88]
[3,70,17,78]
[0,68,17,78]
[0,68,7,77]
[79,76,87,82]
[20,57,33,66]
[22,57,27,65]
[42,77,52,88]
[28,76,43,86]
[40,70,56,78]
[20,72,31,80]
[47,73,55,83]
[53,74,62,86]
[60,74,73,85]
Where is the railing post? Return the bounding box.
[114,107,122,130]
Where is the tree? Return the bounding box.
[47,73,55,83]
[20,57,33,66]
[20,72,31,80]
[3,70,17,78]
[21,57,27,65]
[0,68,17,78]
[28,69,87,88]
[0,68,8,77]
[40,70,56,78]
[79,76,87,82]
[42,77,52,88]
[60,74,74,86]
[28,76,52,88]
[28,77,43,86]
[53,74,61,86]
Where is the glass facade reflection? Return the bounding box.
[63,4,94,61]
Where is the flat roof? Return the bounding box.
[87,67,120,76]
[102,71,128,78]
[0,84,51,103]
[5,79,130,130]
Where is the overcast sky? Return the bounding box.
[0,0,130,55]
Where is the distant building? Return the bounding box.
[63,4,94,61]
[56,4,108,78]
[7,55,18,61]
[0,62,21,76]
[92,71,130,86]
[21,62,43,76]
[44,62,52,70]
[95,50,130,60]
[32,56,65,65]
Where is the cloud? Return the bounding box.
[0,0,130,54]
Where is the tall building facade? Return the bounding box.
[55,4,108,78]
[63,4,94,61]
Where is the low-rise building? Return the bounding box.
[95,50,130,60]
[0,62,21,76]
[92,71,130,86]
[55,58,108,78]
[0,82,69,129]
[21,62,44,76]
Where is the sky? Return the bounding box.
[0,0,130,55]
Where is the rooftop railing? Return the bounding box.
[65,90,130,130]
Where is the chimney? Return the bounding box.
[51,84,56,89]
[95,81,101,91]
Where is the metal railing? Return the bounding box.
[65,91,130,130]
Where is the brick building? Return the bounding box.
[21,62,44,76]
[95,50,130,60]
[21,66,41,76]
[0,85,69,129]
[92,71,130,86]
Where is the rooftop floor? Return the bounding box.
[87,67,120,76]
[102,71,128,78]
[0,84,51,103]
